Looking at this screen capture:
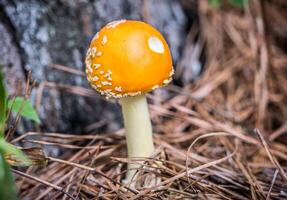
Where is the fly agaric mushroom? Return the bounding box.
[85,20,173,184]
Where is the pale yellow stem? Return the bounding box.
[120,94,154,184]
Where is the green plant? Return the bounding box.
[0,70,40,199]
[209,0,221,8]
[230,0,248,7]
[209,0,249,8]
[0,152,17,200]
[8,97,41,124]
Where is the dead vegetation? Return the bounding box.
[7,0,287,199]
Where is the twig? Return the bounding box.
[47,156,96,171]
[254,129,287,183]
[266,169,278,200]
[49,64,85,76]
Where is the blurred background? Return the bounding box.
[1,0,287,138]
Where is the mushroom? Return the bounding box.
[85,20,173,184]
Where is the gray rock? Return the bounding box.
[0,19,25,96]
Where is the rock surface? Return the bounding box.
[0,0,188,133]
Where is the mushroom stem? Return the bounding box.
[120,93,154,184]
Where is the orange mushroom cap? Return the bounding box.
[85,20,174,98]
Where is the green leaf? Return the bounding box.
[0,70,7,138]
[0,138,26,159]
[0,152,18,200]
[209,0,221,8]
[230,0,248,7]
[0,138,33,166]
[8,97,41,124]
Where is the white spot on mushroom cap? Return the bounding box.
[94,64,101,69]
[86,63,93,73]
[106,19,126,29]
[169,67,175,76]
[101,35,107,45]
[104,73,111,78]
[125,91,142,97]
[92,76,99,81]
[101,81,112,86]
[93,32,99,41]
[152,85,159,90]
[86,48,91,57]
[148,36,164,54]
[163,79,170,84]
[115,86,122,92]
[96,52,102,57]
[87,75,92,82]
[91,85,98,90]
[91,47,97,57]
